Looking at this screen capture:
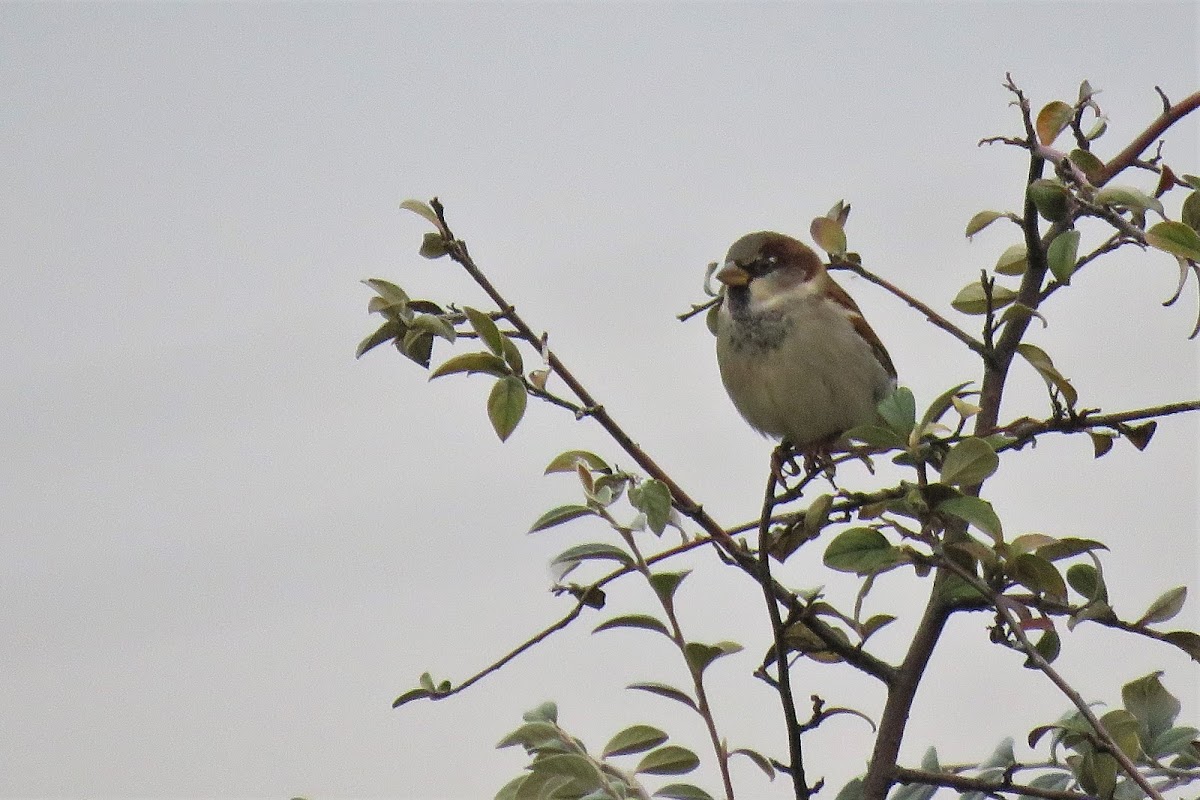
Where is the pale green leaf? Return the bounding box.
[636,745,700,776]
[594,614,670,637]
[488,375,527,441]
[938,438,999,486]
[603,725,670,758]
[1046,229,1081,285]
[529,504,595,533]
[1146,221,1200,261]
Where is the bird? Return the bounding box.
[713,231,897,461]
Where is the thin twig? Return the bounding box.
[758,462,810,800]
[894,767,1089,800]
[997,400,1200,451]
[831,259,989,359]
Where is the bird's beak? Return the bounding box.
[715,262,751,287]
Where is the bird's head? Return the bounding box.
[715,231,828,313]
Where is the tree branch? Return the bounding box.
[831,259,989,359]
[758,463,811,800]
[894,767,1090,800]
[427,199,898,686]
[1095,90,1200,187]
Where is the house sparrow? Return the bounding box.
[714,231,897,455]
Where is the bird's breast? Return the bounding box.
[715,295,893,445]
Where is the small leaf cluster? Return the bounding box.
[359,281,541,441]
[494,701,708,800]
[964,80,1200,338]
[1025,672,1200,799]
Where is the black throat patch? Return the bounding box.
[724,291,793,352]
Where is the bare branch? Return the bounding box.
[894,767,1089,800]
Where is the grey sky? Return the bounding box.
[2,2,1198,798]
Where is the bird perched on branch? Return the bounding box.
[713,231,897,463]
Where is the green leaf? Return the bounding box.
[648,571,691,604]
[1089,430,1115,458]
[966,210,1005,239]
[1137,586,1187,626]
[636,745,700,776]
[627,682,697,711]
[1017,343,1078,408]
[823,527,900,575]
[544,450,611,475]
[1028,178,1071,222]
[594,614,670,637]
[654,784,715,800]
[1077,751,1118,798]
[408,313,457,343]
[937,495,1003,541]
[1095,185,1165,216]
[494,774,524,800]
[1009,553,1068,603]
[1149,725,1200,758]
[1125,420,1157,451]
[1068,149,1106,185]
[1046,229,1081,285]
[1036,100,1073,145]
[400,328,434,368]
[500,335,523,374]
[400,198,443,229]
[496,720,561,749]
[488,375,527,441]
[1123,672,1181,742]
[418,231,449,259]
[356,318,405,359]
[364,276,409,302]
[952,280,1017,315]
[918,381,974,430]
[995,244,1028,276]
[529,504,596,533]
[1146,220,1200,261]
[430,351,511,379]
[1035,537,1108,562]
[861,614,897,641]
[729,748,776,779]
[683,641,743,675]
[602,724,669,758]
[845,424,905,449]
[938,437,999,486]
[1066,563,1107,602]
[1163,630,1200,661]
[392,687,432,708]
[512,772,574,800]
[1181,190,1200,232]
[1100,708,1144,760]
[982,737,1017,769]
[877,386,916,436]
[464,307,505,356]
[522,701,559,723]
[1026,628,1061,667]
[552,542,634,570]
[891,782,937,800]
[1009,533,1059,555]
[810,216,847,256]
[834,777,864,800]
[629,479,673,535]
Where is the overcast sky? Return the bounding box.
[3,2,1198,798]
